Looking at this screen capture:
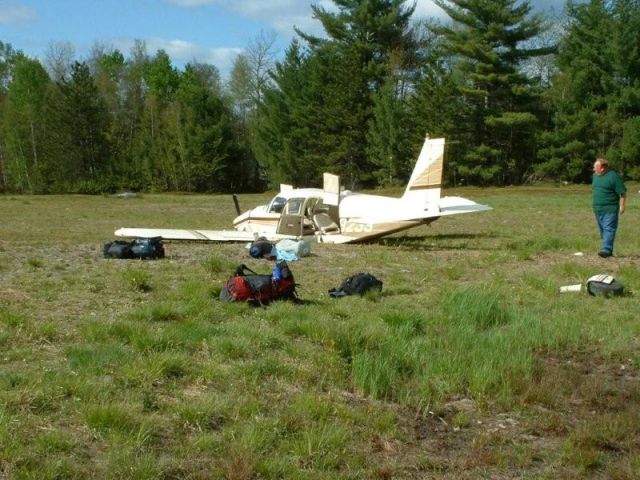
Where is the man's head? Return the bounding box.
[593,158,608,175]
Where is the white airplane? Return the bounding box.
[115,137,491,244]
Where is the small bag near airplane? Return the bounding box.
[220,261,297,305]
[586,274,624,297]
[103,237,165,260]
[328,273,383,298]
[248,237,275,259]
[275,239,311,261]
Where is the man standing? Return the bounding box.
[592,158,627,258]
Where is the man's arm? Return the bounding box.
[619,193,626,214]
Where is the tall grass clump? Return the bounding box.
[65,343,133,375]
[84,404,140,435]
[173,396,229,432]
[0,307,29,329]
[84,404,159,451]
[351,342,416,401]
[201,254,235,276]
[127,302,185,323]
[289,301,531,405]
[122,267,152,292]
[348,309,428,400]
[442,286,511,330]
[179,279,216,314]
[27,257,44,268]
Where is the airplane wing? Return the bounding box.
[114,227,260,242]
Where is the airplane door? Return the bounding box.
[323,173,340,206]
[276,198,306,236]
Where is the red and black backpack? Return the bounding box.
[220,262,297,305]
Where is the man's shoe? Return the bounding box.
[598,251,612,258]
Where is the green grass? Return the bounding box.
[1,185,640,478]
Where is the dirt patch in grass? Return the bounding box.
[373,349,640,479]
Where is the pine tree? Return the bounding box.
[89,46,137,190]
[435,0,555,184]
[256,0,418,188]
[538,0,640,181]
[406,20,470,186]
[254,42,320,187]
[121,40,152,190]
[43,61,111,192]
[172,64,239,192]
[367,78,412,185]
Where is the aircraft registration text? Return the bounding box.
[340,219,373,233]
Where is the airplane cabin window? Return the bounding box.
[285,199,302,215]
[269,197,286,213]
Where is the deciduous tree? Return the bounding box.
[1,54,49,191]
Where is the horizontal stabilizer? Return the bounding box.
[438,196,492,216]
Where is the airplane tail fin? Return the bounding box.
[402,136,444,207]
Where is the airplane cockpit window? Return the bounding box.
[268,196,286,213]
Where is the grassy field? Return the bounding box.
[1,185,640,479]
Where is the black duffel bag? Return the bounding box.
[104,237,165,259]
[329,273,383,298]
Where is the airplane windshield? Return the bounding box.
[268,196,286,213]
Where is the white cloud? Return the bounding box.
[161,1,444,41]
[0,1,35,24]
[201,47,244,68]
[146,37,242,68]
[412,0,564,19]
[163,0,328,39]
[146,37,201,59]
[111,36,242,76]
[224,0,326,38]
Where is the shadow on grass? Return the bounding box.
[373,233,496,250]
[248,298,323,307]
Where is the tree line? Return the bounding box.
[1,0,639,194]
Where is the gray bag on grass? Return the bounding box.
[586,274,624,297]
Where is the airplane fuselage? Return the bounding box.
[231,190,439,244]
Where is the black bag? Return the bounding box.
[329,273,383,298]
[587,274,624,297]
[103,237,164,260]
[249,237,274,259]
[130,237,165,259]
[103,240,134,259]
[220,261,297,305]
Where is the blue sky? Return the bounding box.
[1,0,566,79]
